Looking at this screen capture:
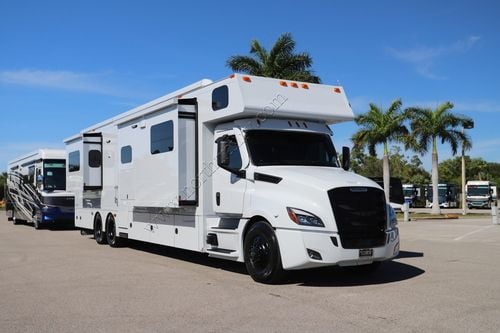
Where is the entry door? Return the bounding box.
[83,134,102,190]
[212,130,247,216]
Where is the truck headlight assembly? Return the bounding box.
[287,207,324,227]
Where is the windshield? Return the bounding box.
[403,188,414,197]
[467,185,490,196]
[43,159,66,191]
[245,130,339,167]
[427,186,453,202]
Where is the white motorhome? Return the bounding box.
[6,149,75,228]
[466,180,497,209]
[65,74,399,283]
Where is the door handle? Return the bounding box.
[216,192,221,206]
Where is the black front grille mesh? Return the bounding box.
[328,187,387,249]
[42,196,75,207]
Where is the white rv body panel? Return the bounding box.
[65,74,399,278]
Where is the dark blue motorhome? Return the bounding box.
[6,149,74,229]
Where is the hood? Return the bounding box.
[254,166,382,191]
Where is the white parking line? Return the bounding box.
[454,225,495,241]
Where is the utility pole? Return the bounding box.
[461,120,474,216]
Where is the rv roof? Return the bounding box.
[8,149,66,168]
[63,79,213,143]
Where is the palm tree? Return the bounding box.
[351,99,408,202]
[226,33,320,83]
[406,102,472,215]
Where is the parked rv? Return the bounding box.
[402,184,426,208]
[466,180,497,209]
[369,177,405,211]
[6,149,75,228]
[65,74,399,283]
[426,183,458,208]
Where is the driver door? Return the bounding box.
[212,130,247,216]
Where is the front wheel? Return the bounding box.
[244,221,285,284]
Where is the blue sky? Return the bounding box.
[1,0,499,171]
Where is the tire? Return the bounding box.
[12,211,18,225]
[244,221,285,284]
[94,214,107,245]
[34,218,41,230]
[106,215,123,247]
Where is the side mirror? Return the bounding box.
[217,141,230,167]
[342,146,350,171]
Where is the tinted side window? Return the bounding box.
[88,150,102,168]
[69,151,80,172]
[212,85,229,111]
[218,136,242,170]
[227,140,242,170]
[151,120,174,155]
[121,146,132,164]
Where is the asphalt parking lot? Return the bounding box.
[1,213,500,332]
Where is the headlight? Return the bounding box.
[387,204,398,230]
[286,207,324,227]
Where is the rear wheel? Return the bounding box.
[106,215,124,247]
[94,214,107,245]
[34,218,41,230]
[244,221,285,284]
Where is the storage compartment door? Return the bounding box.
[83,134,102,190]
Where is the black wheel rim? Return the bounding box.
[95,218,102,239]
[249,235,271,271]
[107,221,115,243]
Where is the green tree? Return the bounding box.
[352,147,430,185]
[226,33,320,83]
[351,147,382,177]
[439,156,489,185]
[0,172,6,202]
[406,102,472,214]
[351,99,409,202]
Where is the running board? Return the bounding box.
[207,248,239,259]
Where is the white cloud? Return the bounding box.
[0,69,126,96]
[454,100,500,113]
[387,36,481,80]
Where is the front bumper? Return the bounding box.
[37,206,75,224]
[468,201,489,208]
[276,227,400,270]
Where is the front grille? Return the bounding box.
[328,187,387,249]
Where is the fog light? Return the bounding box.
[307,249,322,260]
